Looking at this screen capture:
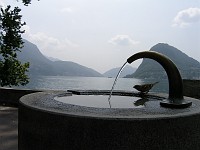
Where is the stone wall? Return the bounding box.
[183,79,200,99]
[0,88,42,107]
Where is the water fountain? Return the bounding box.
[19,51,200,150]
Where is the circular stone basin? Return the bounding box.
[19,90,200,150]
[55,95,149,108]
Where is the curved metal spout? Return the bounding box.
[127,51,192,108]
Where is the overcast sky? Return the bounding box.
[1,0,200,73]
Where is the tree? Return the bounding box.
[0,5,29,86]
[22,0,32,6]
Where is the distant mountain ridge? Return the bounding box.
[126,43,200,79]
[17,39,103,77]
[103,65,136,78]
[46,56,61,62]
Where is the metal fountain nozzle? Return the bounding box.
[127,51,192,108]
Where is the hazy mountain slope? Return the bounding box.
[17,39,55,76]
[17,39,103,77]
[103,65,136,78]
[52,61,103,77]
[126,43,200,79]
[46,56,61,62]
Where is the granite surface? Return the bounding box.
[19,91,200,150]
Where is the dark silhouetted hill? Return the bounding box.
[17,39,103,77]
[125,43,200,79]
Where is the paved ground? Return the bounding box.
[0,106,18,150]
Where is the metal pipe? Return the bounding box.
[127,51,192,108]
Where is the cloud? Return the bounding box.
[172,7,200,27]
[22,25,79,56]
[109,35,140,47]
[0,0,5,8]
[60,7,73,13]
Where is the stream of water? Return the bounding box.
[108,62,127,108]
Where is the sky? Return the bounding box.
[0,0,200,73]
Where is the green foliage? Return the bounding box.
[21,0,39,6]
[21,0,32,6]
[0,5,29,87]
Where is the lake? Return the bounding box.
[17,76,169,94]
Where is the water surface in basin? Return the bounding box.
[55,95,149,108]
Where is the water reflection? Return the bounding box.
[55,95,145,108]
[133,98,149,107]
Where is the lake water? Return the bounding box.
[18,76,169,94]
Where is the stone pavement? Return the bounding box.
[0,106,18,150]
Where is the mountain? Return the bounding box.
[125,43,200,79]
[17,39,103,77]
[103,65,137,78]
[46,56,61,62]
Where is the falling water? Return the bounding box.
[108,62,127,108]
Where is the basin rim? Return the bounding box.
[19,91,200,120]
